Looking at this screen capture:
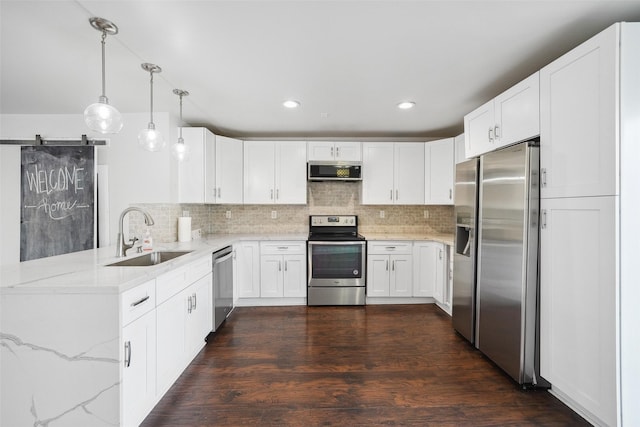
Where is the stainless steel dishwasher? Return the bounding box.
[212,246,234,331]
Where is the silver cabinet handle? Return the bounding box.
[439,249,443,260]
[187,296,193,313]
[488,127,494,142]
[541,209,547,229]
[276,189,279,200]
[192,293,197,310]
[124,341,131,368]
[386,260,389,271]
[449,189,452,200]
[385,246,396,251]
[390,190,393,200]
[392,260,395,271]
[494,125,500,139]
[331,146,334,157]
[279,261,282,271]
[218,187,221,198]
[130,295,150,307]
[541,168,547,187]
[395,189,398,200]
[277,246,289,250]
[270,189,274,200]
[284,261,288,272]
[336,146,340,157]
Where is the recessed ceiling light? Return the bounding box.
[397,101,416,110]
[283,100,301,109]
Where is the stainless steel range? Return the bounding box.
[307,215,366,306]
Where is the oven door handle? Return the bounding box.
[308,241,366,246]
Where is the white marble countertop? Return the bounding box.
[362,232,454,246]
[0,233,307,294]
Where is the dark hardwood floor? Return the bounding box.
[141,304,588,426]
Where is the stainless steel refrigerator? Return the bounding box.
[475,140,546,387]
[452,158,479,344]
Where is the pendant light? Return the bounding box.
[171,89,190,161]
[138,63,165,151]
[84,17,123,134]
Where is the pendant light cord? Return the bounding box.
[179,94,183,139]
[100,31,107,98]
[149,71,154,126]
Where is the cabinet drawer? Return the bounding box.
[260,241,306,255]
[121,279,156,326]
[186,255,212,284]
[156,266,189,305]
[367,241,413,255]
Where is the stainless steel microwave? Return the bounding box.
[307,161,362,181]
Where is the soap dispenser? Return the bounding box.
[142,228,153,252]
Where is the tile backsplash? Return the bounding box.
[129,182,454,242]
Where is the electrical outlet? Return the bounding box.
[379,210,385,219]
[225,210,232,219]
[271,210,277,219]
[424,210,429,219]
[182,210,190,217]
[191,229,202,240]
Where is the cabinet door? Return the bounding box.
[122,309,156,427]
[540,25,618,199]
[454,133,466,164]
[156,294,187,394]
[389,254,413,297]
[464,100,494,158]
[307,142,335,161]
[275,141,307,204]
[335,141,362,161]
[178,127,208,203]
[540,196,617,426]
[282,254,306,297]
[426,138,454,205]
[394,143,425,204]
[432,244,446,304]
[260,255,283,297]
[367,254,390,297]
[185,273,212,358]
[494,72,540,149]
[244,141,275,204]
[362,143,394,205]
[215,135,243,204]
[413,242,438,297]
[235,242,261,298]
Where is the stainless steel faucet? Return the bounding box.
[116,207,155,257]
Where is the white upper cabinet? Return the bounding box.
[308,141,361,161]
[540,25,618,199]
[214,135,244,204]
[454,133,467,164]
[178,128,243,204]
[464,72,540,158]
[244,141,307,204]
[362,142,424,205]
[425,138,454,205]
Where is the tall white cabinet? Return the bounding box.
[539,22,640,427]
[425,138,454,205]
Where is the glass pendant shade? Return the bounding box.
[84,18,122,134]
[139,63,163,152]
[84,96,123,134]
[138,123,165,152]
[171,137,190,161]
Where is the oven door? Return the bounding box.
[307,241,366,287]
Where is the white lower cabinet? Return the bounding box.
[121,304,156,427]
[259,242,306,298]
[412,241,440,298]
[366,242,413,297]
[540,196,617,426]
[234,241,261,299]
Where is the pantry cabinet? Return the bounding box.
[464,72,539,158]
[538,23,640,427]
[366,242,413,297]
[362,142,425,205]
[259,241,306,298]
[307,141,361,161]
[244,141,307,204]
[425,138,454,205]
[178,128,243,204]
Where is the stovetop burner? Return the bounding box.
[308,215,364,241]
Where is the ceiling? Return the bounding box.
[2,1,640,139]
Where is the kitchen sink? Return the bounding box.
[106,251,193,267]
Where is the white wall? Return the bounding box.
[0,113,179,265]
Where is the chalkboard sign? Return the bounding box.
[20,146,96,261]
